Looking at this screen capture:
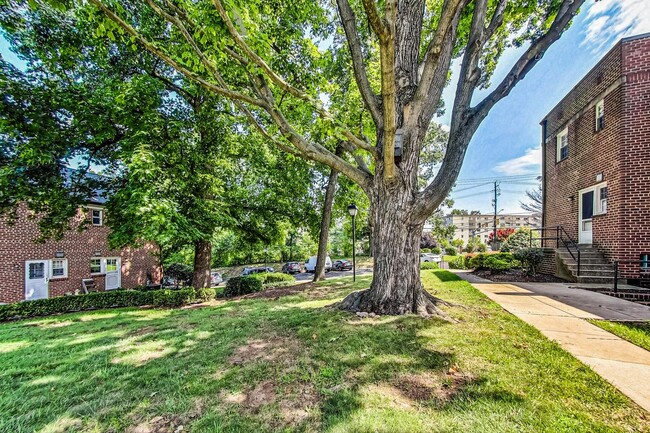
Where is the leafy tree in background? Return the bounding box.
[0,4,317,286]
[12,0,586,314]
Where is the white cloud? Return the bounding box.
[494,147,541,175]
[581,0,650,52]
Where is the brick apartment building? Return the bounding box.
[0,203,162,304]
[542,33,650,282]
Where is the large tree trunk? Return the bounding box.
[314,166,340,281]
[339,131,448,318]
[192,239,212,289]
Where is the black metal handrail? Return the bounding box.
[612,260,650,292]
[529,226,581,276]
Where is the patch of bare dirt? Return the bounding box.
[126,400,205,433]
[473,269,566,283]
[241,282,315,300]
[228,335,301,365]
[389,368,474,406]
[129,326,156,337]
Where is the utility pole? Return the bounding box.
[492,181,500,248]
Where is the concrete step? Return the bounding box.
[577,276,615,284]
[566,263,615,270]
[560,257,610,265]
[574,270,617,277]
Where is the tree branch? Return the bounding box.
[409,0,466,125]
[471,0,585,122]
[336,0,382,128]
[415,0,585,220]
[88,0,266,108]
[212,0,376,157]
[361,0,388,40]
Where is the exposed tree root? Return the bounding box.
[336,287,456,322]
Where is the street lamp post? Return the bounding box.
[347,203,358,282]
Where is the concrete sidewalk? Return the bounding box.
[454,271,650,412]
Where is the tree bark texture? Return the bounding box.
[314,166,340,282]
[192,239,212,289]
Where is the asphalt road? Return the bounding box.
[293,267,373,281]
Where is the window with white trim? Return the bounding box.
[90,258,102,274]
[556,128,569,162]
[51,259,68,278]
[91,209,103,226]
[596,184,608,214]
[595,99,605,132]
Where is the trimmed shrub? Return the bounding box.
[223,276,264,297]
[477,243,488,253]
[469,253,488,269]
[420,248,432,253]
[463,254,476,269]
[446,246,458,256]
[420,262,439,270]
[513,247,545,275]
[0,290,156,322]
[448,256,466,269]
[431,247,441,255]
[251,272,295,288]
[484,256,512,273]
[153,288,195,307]
[195,288,217,302]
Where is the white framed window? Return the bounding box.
[595,99,605,132]
[50,259,68,278]
[91,209,103,226]
[105,258,118,272]
[596,183,608,214]
[90,258,102,274]
[556,128,569,162]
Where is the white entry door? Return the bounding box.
[104,258,121,290]
[25,260,49,300]
[579,188,595,244]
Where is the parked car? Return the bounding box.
[241,267,272,276]
[304,256,332,273]
[210,272,223,286]
[420,253,442,263]
[282,261,303,274]
[333,259,353,271]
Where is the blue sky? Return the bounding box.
[444,0,650,213]
[1,0,648,214]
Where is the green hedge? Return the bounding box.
[251,272,295,287]
[0,286,224,322]
[420,262,439,270]
[448,256,466,269]
[223,276,264,297]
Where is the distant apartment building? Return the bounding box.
[441,213,541,244]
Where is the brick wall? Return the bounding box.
[543,34,650,278]
[0,204,162,303]
[619,35,650,276]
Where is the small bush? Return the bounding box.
[448,256,466,269]
[152,288,195,307]
[477,243,488,253]
[484,256,512,273]
[446,246,458,256]
[501,228,539,253]
[463,254,476,269]
[482,253,519,273]
[514,248,545,275]
[251,272,295,288]
[164,263,193,286]
[223,276,264,297]
[195,288,217,302]
[420,262,439,270]
[469,253,488,269]
[420,248,432,253]
[431,247,441,255]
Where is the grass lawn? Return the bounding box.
[1,270,648,433]
[588,320,650,352]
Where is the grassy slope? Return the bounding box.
[589,320,650,352]
[0,271,647,433]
